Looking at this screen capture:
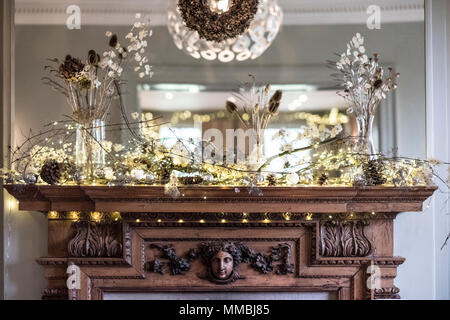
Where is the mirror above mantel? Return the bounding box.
[14,0,425,159]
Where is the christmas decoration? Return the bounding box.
[40,159,63,185]
[363,159,387,186]
[317,173,329,186]
[331,33,399,154]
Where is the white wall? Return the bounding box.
[3,199,47,300]
[2,0,48,301]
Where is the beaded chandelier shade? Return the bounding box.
[167,0,283,62]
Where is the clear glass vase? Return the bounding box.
[75,119,106,181]
[355,109,376,156]
[247,131,266,172]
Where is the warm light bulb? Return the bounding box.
[209,0,230,13]
[69,211,80,221]
[91,212,102,222]
[48,211,58,219]
[283,212,292,221]
[111,211,121,221]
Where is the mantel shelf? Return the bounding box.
[3,184,437,213]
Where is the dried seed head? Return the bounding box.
[268,90,283,114]
[225,100,238,113]
[270,90,282,104]
[373,79,383,89]
[109,34,118,48]
[88,49,100,66]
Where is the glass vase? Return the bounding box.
[355,109,376,156]
[75,119,106,181]
[247,131,266,172]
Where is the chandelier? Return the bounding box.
[167,0,283,63]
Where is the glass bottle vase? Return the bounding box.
[75,119,106,181]
[355,110,376,156]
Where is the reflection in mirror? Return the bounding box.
[14,0,425,167]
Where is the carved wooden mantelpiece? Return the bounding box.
[3,185,436,300]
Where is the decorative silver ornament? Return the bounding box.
[255,173,265,184]
[24,172,38,185]
[202,173,214,183]
[95,168,106,179]
[145,173,156,184]
[286,173,299,186]
[131,168,145,181]
[73,172,85,185]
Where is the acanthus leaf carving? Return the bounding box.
[320,220,372,257]
[68,221,122,258]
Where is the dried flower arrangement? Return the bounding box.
[177,0,259,42]
[330,33,400,154]
[40,14,154,179]
[43,14,153,125]
[224,76,282,168]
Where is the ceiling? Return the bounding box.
[15,0,424,26]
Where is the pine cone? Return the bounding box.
[266,174,277,186]
[159,157,173,183]
[178,175,203,185]
[160,166,171,183]
[40,159,63,185]
[363,159,386,186]
[317,173,328,186]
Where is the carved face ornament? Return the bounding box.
[211,251,234,280]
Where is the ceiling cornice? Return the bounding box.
[15,0,424,26]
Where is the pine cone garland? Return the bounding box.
[40,159,63,185]
[266,174,277,186]
[317,173,328,186]
[363,159,387,186]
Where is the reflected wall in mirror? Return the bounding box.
[14,0,425,160]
